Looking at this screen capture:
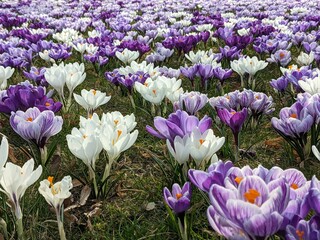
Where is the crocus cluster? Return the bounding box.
[188,160,320,239]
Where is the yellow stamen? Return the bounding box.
[235,176,243,184]
[244,189,260,204]
[92,90,97,95]
[176,193,183,199]
[83,135,87,139]
[45,102,51,107]
[117,130,122,139]
[114,120,119,125]
[152,89,156,95]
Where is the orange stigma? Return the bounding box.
[291,183,299,190]
[290,113,297,118]
[295,230,304,240]
[45,102,51,107]
[47,176,54,186]
[244,189,260,204]
[176,193,183,199]
[199,139,205,145]
[114,120,119,125]
[279,52,285,59]
[27,117,33,122]
[152,89,156,94]
[235,176,243,184]
[92,90,97,95]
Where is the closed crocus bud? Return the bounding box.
[116,48,140,64]
[65,62,86,94]
[163,182,191,214]
[74,89,111,114]
[0,66,14,89]
[312,145,320,161]
[44,64,67,97]
[296,52,314,66]
[166,135,190,165]
[72,42,88,54]
[174,91,208,115]
[0,137,8,170]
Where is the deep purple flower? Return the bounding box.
[163,182,191,214]
[23,67,48,87]
[213,67,233,84]
[217,108,248,141]
[0,81,62,114]
[180,65,199,87]
[308,176,320,215]
[146,110,212,144]
[270,76,289,92]
[10,107,63,148]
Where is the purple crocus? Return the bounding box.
[217,108,248,146]
[308,176,320,215]
[173,91,208,115]
[10,107,63,149]
[268,50,292,67]
[286,216,320,240]
[163,182,191,214]
[207,175,290,239]
[146,110,212,144]
[188,160,234,192]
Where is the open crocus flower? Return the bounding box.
[0,158,42,220]
[39,176,72,209]
[10,107,63,149]
[0,66,14,89]
[73,89,111,115]
[116,49,139,64]
[38,176,72,240]
[189,128,225,167]
[238,56,268,76]
[146,110,212,145]
[296,52,314,66]
[102,111,137,132]
[207,175,290,239]
[134,78,166,105]
[163,182,191,214]
[299,73,320,95]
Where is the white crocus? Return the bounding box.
[65,62,86,94]
[298,73,320,95]
[157,76,182,102]
[100,125,139,163]
[231,59,246,77]
[73,42,88,54]
[0,159,42,220]
[38,176,72,240]
[44,63,67,98]
[116,49,140,64]
[166,136,190,165]
[0,66,14,89]
[134,78,166,105]
[312,145,320,161]
[85,43,98,55]
[101,111,137,132]
[296,52,314,66]
[280,64,298,75]
[237,28,250,36]
[189,128,225,167]
[185,50,206,64]
[39,50,55,63]
[239,56,268,76]
[74,89,111,114]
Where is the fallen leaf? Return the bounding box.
[80,185,91,206]
[145,202,155,211]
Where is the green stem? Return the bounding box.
[16,218,25,240]
[128,94,136,110]
[40,146,48,166]
[178,215,188,240]
[56,208,67,240]
[89,167,98,198]
[0,218,8,240]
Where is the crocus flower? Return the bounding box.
[38,176,72,240]
[312,145,320,161]
[166,135,190,165]
[207,175,290,239]
[10,107,63,149]
[238,56,268,76]
[163,182,191,214]
[308,176,320,215]
[173,91,208,115]
[286,216,320,240]
[299,72,320,95]
[188,160,234,192]
[73,89,111,115]
[146,110,212,144]
[0,158,42,220]
[296,52,314,66]
[0,66,14,89]
[268,50,292,67]
[115,48,139,64]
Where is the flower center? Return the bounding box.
[176,193,183,199]
[92,90,97,95]
[295,230,304,240]
[47,176,54,187]
[290,113,297,118]
[244,189,260,204]
[291,183,299,190]
[235,176,243,184]
[27,117,33,122]
[279,52,285,59]
[45,102,51,107]
[152,89,156,95]
[199,139,205,145]
[114,120,119,125]
[83,134,87,139]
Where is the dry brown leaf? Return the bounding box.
[264,137,284,149]
[72,179,83,188]
[8,146,18,164]
[79,185,91,206]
